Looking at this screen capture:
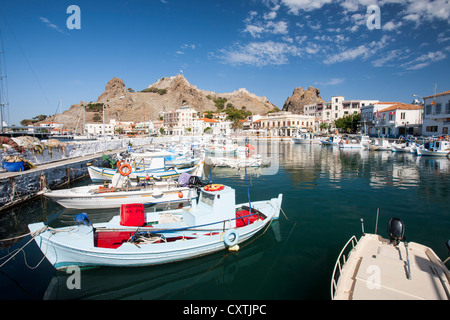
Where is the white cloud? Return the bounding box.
[401,0,450,25]
[39,17,67,34]
[372,49,404,67]
[243,11,289,37]
[400,50,447,70]
[324,35,391,64]
[383,21,403,31]
[438,32,450,43]
[244,24,265,37]
[314,78,345,86]
[280,0,333,14]
[324,45,370,64]
[221,41,300,66]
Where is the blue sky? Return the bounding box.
[0,0,449,125]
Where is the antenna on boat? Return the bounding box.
[245,137,252,225]
[375,208,379,234]
[361,218,365,235]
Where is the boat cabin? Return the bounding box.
[182,185,236,230]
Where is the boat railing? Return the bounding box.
[330,235,358,300]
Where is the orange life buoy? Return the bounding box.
[118,163,132,176]
[204,184,225,192]
[178,191,183,198]
[116,160,124,168]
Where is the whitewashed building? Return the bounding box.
[163,106,198,136]
[304,96,378,129]
[361,102,422,136]
[422,90,450,136]
[191,118,232,135]
[259,111,315,136]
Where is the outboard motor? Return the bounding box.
[387,217,405,245]
[189,175,207,188]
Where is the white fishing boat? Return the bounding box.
[127,150,200,169]
[28,184,283,270]
[204,138,245,155]
[391,138,415,153]
[417,139,450,157]
[369,138,392,151]
[87,160,201,182]
[331,217,450,300]
[338,137,362,149]
[320,135,342,146]
[206,154,265,168]
[292,132,321,144]
[42,171,202,209]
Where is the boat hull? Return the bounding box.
[44,187,197,209]
[87,165,198,182]
[417,149,450,157]
[28,196,283,269]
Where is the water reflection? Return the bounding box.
[0,141,449,300]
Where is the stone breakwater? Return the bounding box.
[0,136,175,212]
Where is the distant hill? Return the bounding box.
[38,75,279,133]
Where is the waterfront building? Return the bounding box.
[422,89,450,136]
[259,111,315,136]
[85,121,114,136]
[304,96,378,129]
[361,102,422,137]
[135,121,155,134]
[191,118,232,135]
[163,106,198,136]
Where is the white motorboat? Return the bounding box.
[28,185,283,270]
[87,160,201,182]
[331,217,450,300]
[417,139,450,157]
[320,135,342,146]
[391,138,415,153]
[369,138,392,151]
[206,154,265,168]
[338,135,371,149]
[43,172,203,209]
[292,132,321,144]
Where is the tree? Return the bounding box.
[93,113,101,122]
[319,122,329,131]
[334,113,360,133]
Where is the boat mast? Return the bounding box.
[0,28,9,134]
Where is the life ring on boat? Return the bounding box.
[223,229,239,247]
[118,163,132,176]
[178,191,183,198]
[204,184,225,192]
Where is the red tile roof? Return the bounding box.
[423,90,450,99]
[379,103,422,112]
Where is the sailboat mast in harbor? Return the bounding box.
[0,28,9,134]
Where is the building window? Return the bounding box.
[435,103,441,114]
[425,105,432,115]
[426,126,438,132]
[400,112,406,120]
[443,127,449,134]
[446,102,450,114]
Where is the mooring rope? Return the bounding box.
[0,225,49,269]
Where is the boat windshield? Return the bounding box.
[200,192,215,207]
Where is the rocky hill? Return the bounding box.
[40,75,279,133]
[282,86,323,114]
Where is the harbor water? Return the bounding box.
[0,141,449,300]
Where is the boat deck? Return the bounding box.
[334,234,450,300]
